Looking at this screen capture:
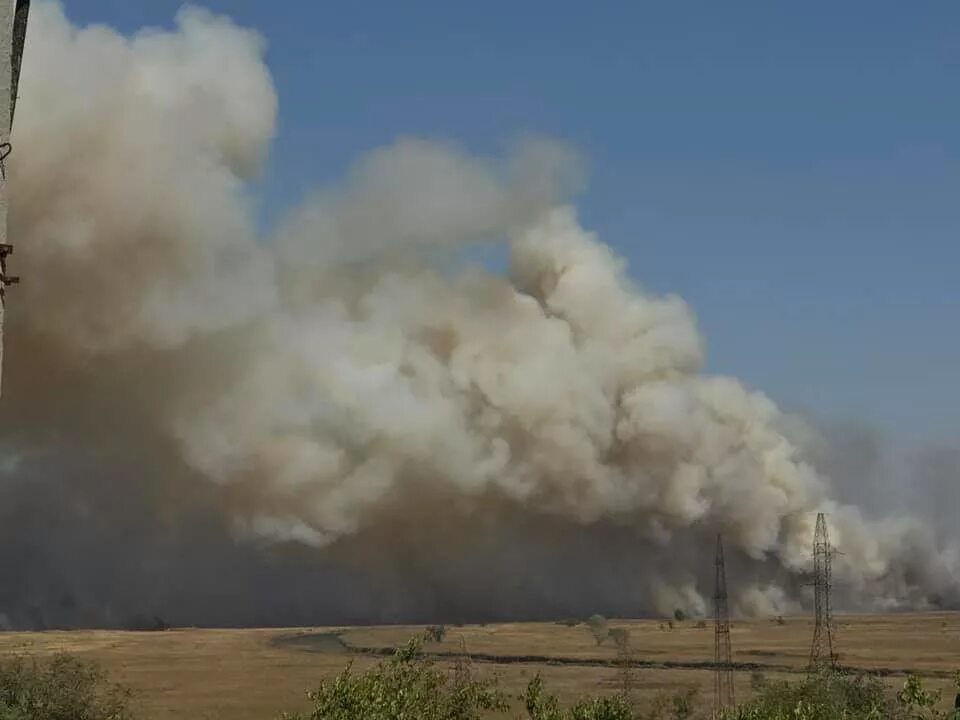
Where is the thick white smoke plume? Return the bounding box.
[0,2,957,628]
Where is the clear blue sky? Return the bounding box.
[60,1,960,446]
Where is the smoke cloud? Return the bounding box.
[0,2,956,629]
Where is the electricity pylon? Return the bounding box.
[0,0,29,395]
[0,0,30,396]
[714,533,735,717]
[808,512,839,672]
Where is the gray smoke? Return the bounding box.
[0,2,956,629]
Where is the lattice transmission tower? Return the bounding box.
[713,533,735,717]
[0,0,30,395]
[808,512,839,672]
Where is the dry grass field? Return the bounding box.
[0,612,958,719]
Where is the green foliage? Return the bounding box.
[672,609,687,623]
[282,637,507,720]
[898,674,941,718]
[525,676,705,720]
[725,670,960,720]
[0,654,134,720]
[896,673,960,720]
[524,675,634,720]
[523,675,563,720]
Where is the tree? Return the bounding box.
[587,615,610,646]
[524,675,634,720]
[0,654,134,720]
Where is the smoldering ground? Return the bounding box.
[0,2,956,629]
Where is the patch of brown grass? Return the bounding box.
[0,612,956,719]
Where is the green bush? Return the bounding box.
[725,670,960,720]
[0,654,133,720]
[524,675,634,720]
[281,637,507,720]
[724,670,889,720]
[895,673,960,720]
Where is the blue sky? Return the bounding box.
[60,1,959,446]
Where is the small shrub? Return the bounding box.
[725,670,896,719]
[566,694,634,720]
[673,609,687,623]
[695,621,707,629]
[896,673,942,716]
[666,621,675,631]
[523,675,562,720]
[524,675,634,720]
[425,625,447,643]
[0,654,134,720]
